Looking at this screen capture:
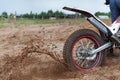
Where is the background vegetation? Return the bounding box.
[0,10,110,19]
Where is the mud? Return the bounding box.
[0,19,120,80]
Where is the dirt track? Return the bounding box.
[0,19,120,80]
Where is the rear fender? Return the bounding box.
[63,7,112,37]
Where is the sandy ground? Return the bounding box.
[0,19,120,80]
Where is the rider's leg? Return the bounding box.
[110,0,120,44]
[110,0,120,23]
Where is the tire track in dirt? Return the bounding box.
[0,20,120,80]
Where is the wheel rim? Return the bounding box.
[71,36,102,70]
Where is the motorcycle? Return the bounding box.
[63,7,120,70]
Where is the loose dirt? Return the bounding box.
[0,19,120,80]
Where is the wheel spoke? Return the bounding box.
[80,39,84,46]
[79,40,86,49]
[76,58,82,66]
[86,40,94,49]
[71,36,101,69]
[86,41,91,48]
[81,59,87,68]
[85,38,88,46]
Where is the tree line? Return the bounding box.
[95,11,110,18]
[0,10,66,19]
[0,10,110,19]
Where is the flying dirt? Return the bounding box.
[0,20,120,80]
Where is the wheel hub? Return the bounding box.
[76,46,96,60]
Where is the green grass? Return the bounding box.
[0,18,85,28]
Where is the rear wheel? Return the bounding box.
[63,29,105,70]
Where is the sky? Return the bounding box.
[0,0,110,15]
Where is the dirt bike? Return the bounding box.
[63,7,120,70]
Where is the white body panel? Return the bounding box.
[108,22,120,34]
[108,16,120,34]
